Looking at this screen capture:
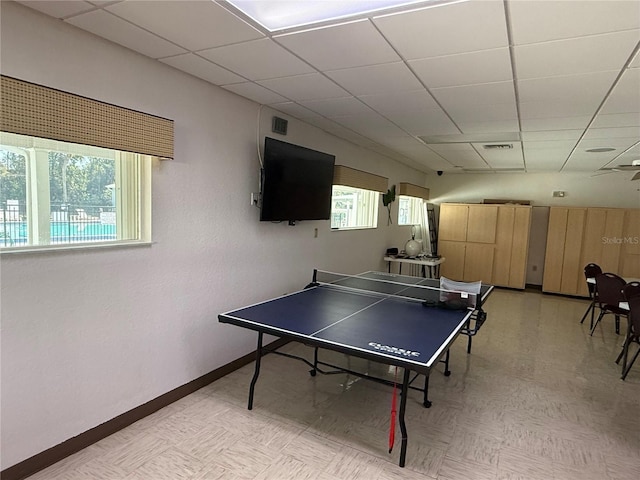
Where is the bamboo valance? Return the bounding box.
[0,75,174,159]
[333,165,388,193]
[398,182,430,200]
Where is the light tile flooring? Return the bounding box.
[28,289,640,480]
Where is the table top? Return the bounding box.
[219,271,493,372]
[384,255,445,266]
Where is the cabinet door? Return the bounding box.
[600,208,625,272]
[492,206,515,287]
[509,207,531,289]
[439,204,468,241]
[621,209,640,277]
[559,209,586,295]
[543,208,568,293]
[463,244,494,284]
[438,241,465,280]
[467,205,498,243]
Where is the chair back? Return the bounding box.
[584,263,602,294]
[595,273,626,308]
[622,281,640,302]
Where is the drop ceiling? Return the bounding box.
[16,0,640,176]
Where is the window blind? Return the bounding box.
[333,165,388,193]
[0,75,174,159]
[398,182,430,200]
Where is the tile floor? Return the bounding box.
[27,288,640,479]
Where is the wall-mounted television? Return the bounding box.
[260,137,336,225]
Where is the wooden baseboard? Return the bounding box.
[1,338,288,480]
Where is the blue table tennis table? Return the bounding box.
[218,270,494,467]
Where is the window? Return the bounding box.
[0,132,152,251]
[331,185,379,230]
[330,165,387,231]
[398,195,424,226]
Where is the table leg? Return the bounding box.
[248,332,263,410]
[423,374,432,408]
[398,368,410,467]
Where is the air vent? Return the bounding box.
[483,144,513,150]
[272,116,288,135]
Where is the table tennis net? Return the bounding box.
[313,270,478,310]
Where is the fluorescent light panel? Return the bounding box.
[226,0,431,32]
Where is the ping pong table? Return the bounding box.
[218,270,494,467]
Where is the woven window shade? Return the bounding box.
[333,165,388,192]
[0,75,174,159]
[398,182,430,200]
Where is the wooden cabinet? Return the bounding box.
[438,203,531,288]
[542,207,640,296]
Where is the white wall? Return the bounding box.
[426,171,640,208]
[0,2,426,469]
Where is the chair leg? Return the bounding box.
[580,300,594,324]
[616,338,629,364]
[590,310,605,336]
[621,345,640,380]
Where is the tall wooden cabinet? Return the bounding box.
[438,203,532,288]
[542,207,640,296]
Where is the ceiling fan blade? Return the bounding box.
[632,172,640,181]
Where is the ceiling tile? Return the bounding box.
[591,112,640,128]
[274,19,400,70]
[257,73,349,101]
[330,112,408,138]
[523,140,577,152]
[198,38,315,81]
[519,101,600,119]
[508,0,640,45]
[520,130,584,141]
[576,137,638,151]
[66,10,187,59]
[600,68,640,114]
[447,103,518,123]
[160,54,245,85]
[514,30,640,79]
[17,0,95,18]
[373,0,508,60]
[222,82,289,105]
[431,81,516,110]
[409,48,513,88]
[386,110,461,136]
[326,62,423,96]
[517,71,618,105]
[269,102,319,119]
[582,127,640,140]
[524,154,568,171]
[521,116,593,131]
[106,0,263,51]
[299,97,374,117]
[457,119,521,134]
[358,90,440,114]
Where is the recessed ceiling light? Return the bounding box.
[585,147,616,153]
[226,0,431,32]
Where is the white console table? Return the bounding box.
[384,256,445,279]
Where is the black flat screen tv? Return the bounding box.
[260,137,335,224]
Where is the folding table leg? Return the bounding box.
[398,368,410,468]
[248,332,263,410]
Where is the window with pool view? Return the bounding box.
[0,133,151,250]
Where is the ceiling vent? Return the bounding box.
[483,144,513,150]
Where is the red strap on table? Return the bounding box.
[388,366,398,453]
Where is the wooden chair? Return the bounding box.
[580,263,602,326]
[591,273,627,336]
